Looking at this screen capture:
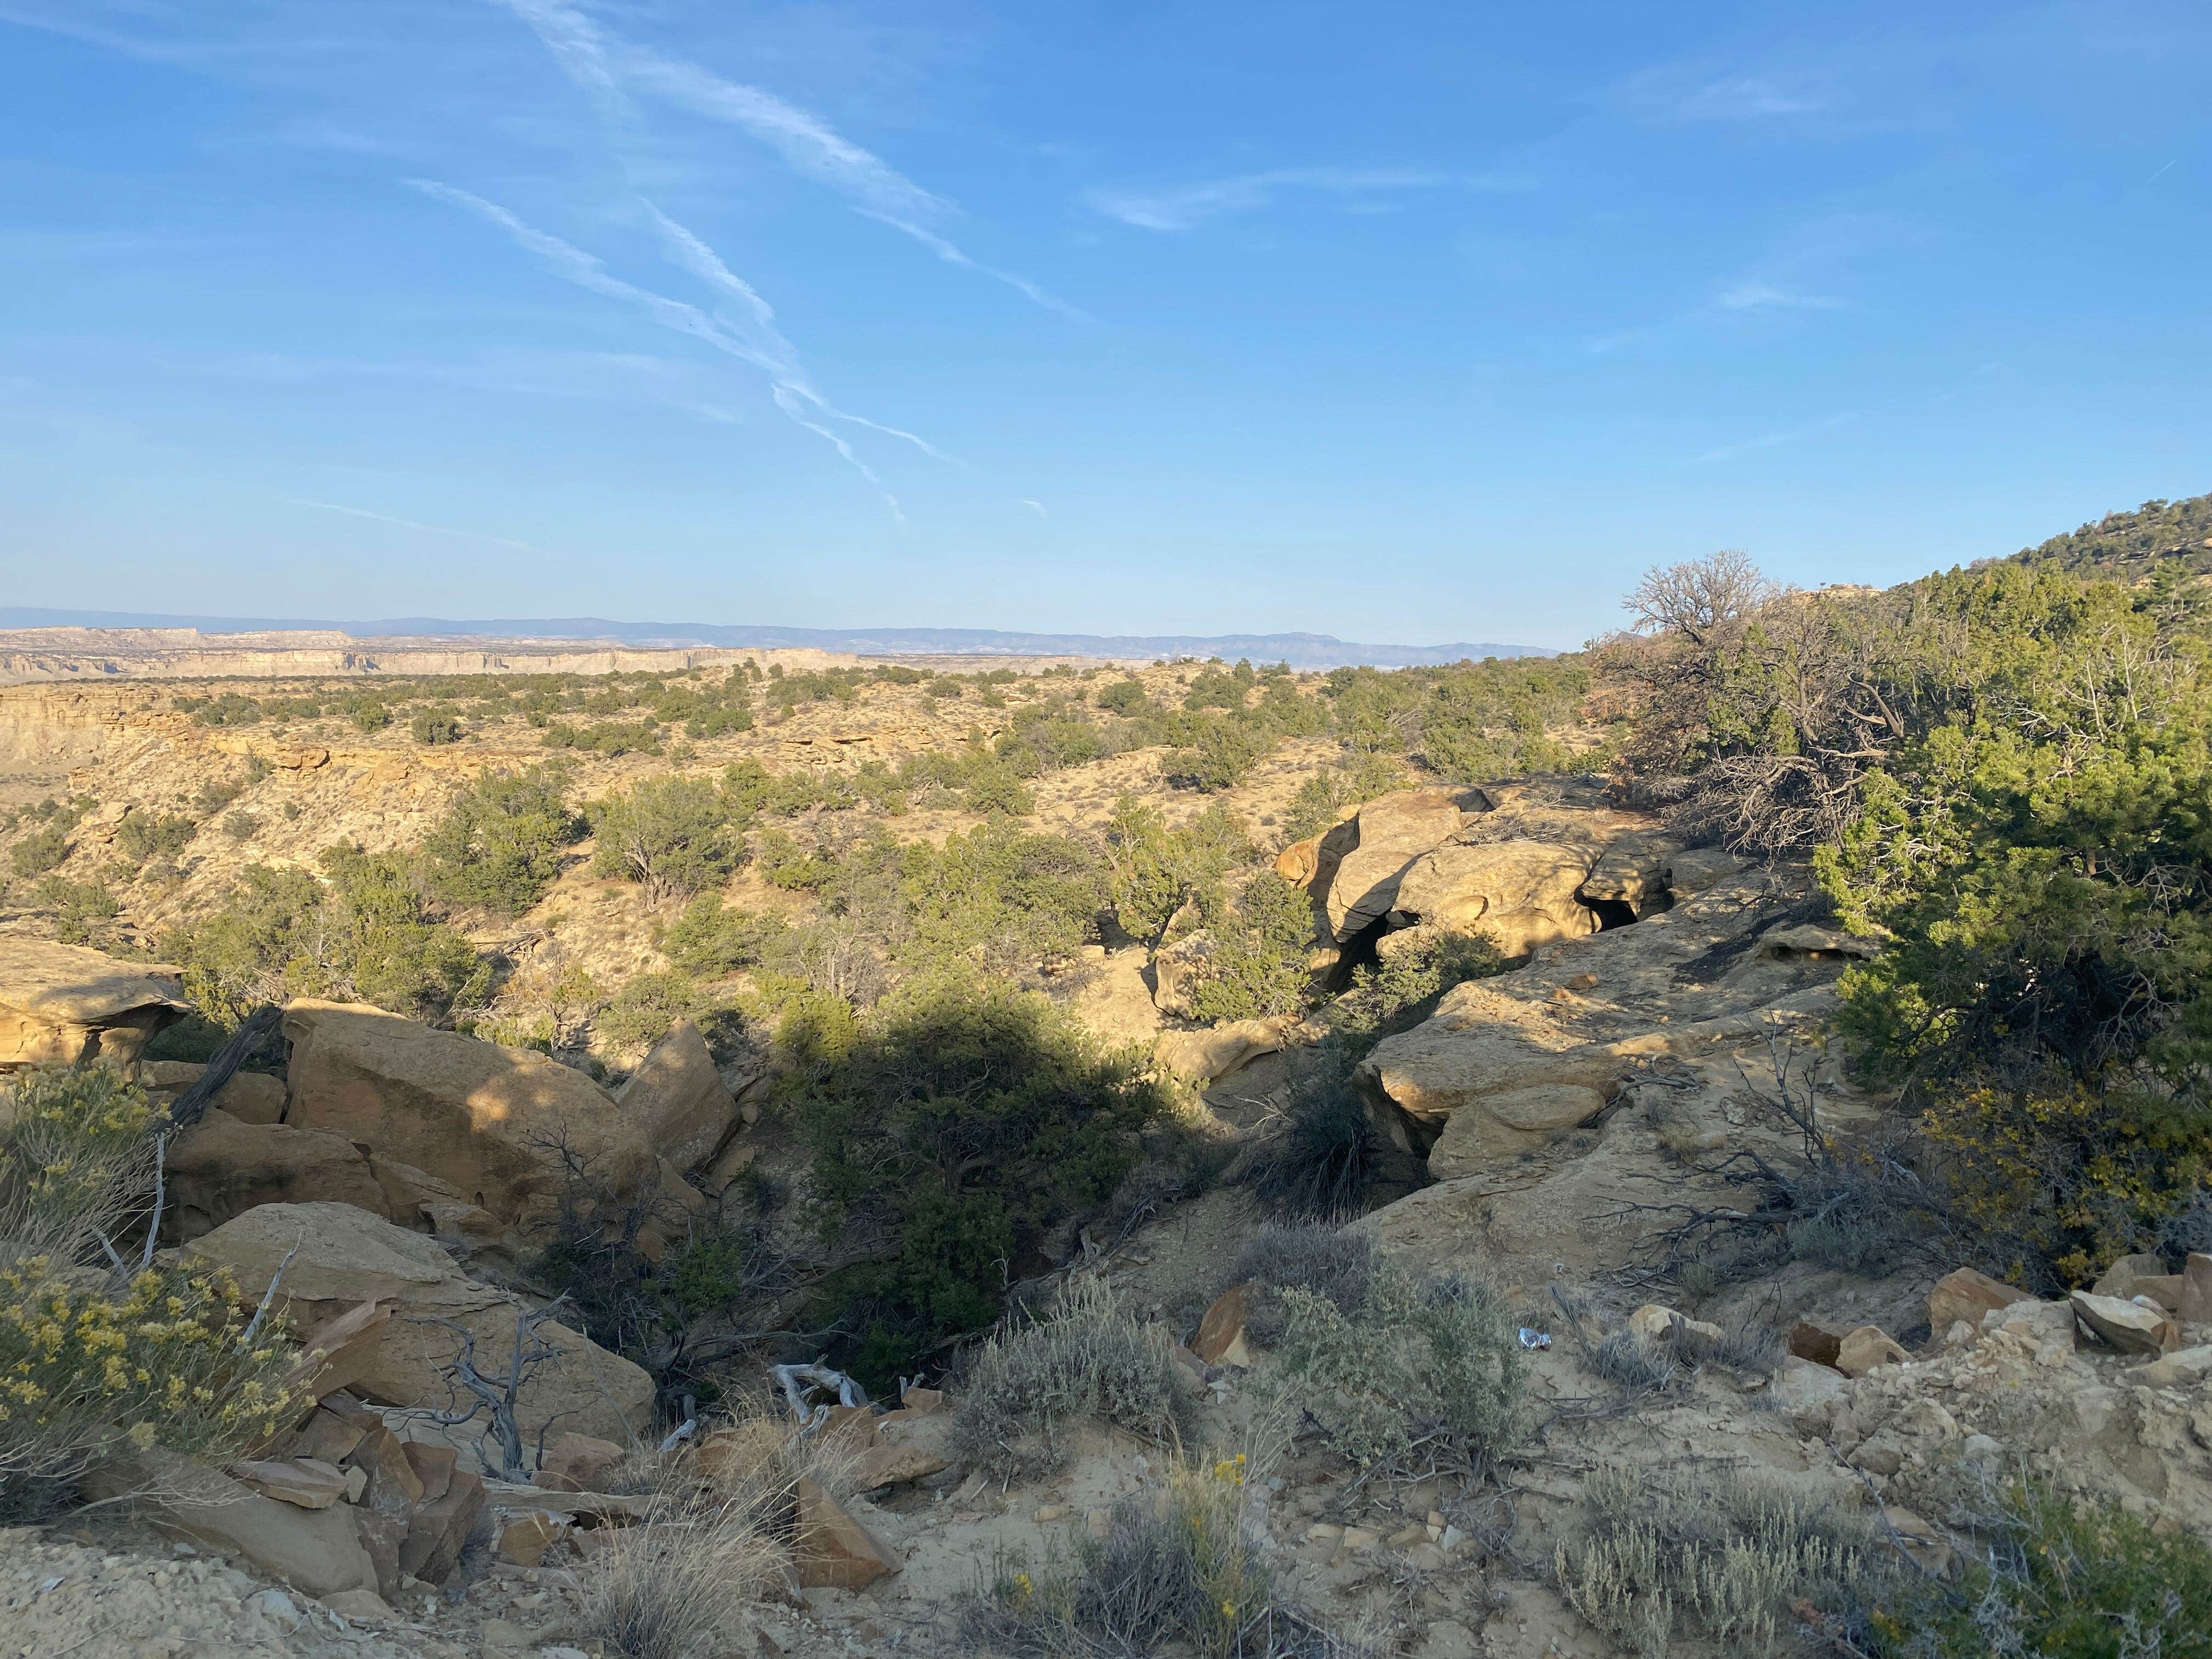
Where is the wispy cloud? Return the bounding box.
[1083,167,1521,232]
[1674,77,1824,120]
[493,0,1071,318]
[1684,411,1856,466]
[1718,280,1844,311]
[289,498,542,552]
[855,210,1089,321]
[410,180,929,514]
[1022,499,1048,520]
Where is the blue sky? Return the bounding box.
[2,1,2207,650]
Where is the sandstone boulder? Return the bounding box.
[1661,848,1743,896]
[163,1109,389,1241]
[142,1060,288,1124]
[2092,1252,2171,1302]
[1579,834,1684,918]
[1392,840,1598,958]
[182,1201,653,1449]
[1835,1326,1908,1376]
[616,1019,736,1171]
[2069,1290,2176,1356]
[2185,1254,2212,1324]
[1192,1283,1252,1368]
[0,937,185,1069]
[1149,930,1216,1019]
[1927,1268,2034,1334]
[1355,978,1621,1153]
[1424,1082,1608,1175]
[1154,1020,1285,1085]
[537,1432,628,1493]
[794,1478,902,1589]
[854,1411,954,1491]
[81,1445,379,1597]
[1322,789,1487,943]
[281,1001,657,1232]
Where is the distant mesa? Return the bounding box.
[0,608,1554,672]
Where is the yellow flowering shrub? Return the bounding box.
[0,1063,308,1516]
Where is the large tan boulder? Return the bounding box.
[1322,789,1487,942]
[182,1202,653,1451]
[1580,834,1684,918]
[80,1444,379,1596]
[1425,1084,1608,1175]
[1927,1268,2034,1334]
[281,1001,656,1232]
[163,1108,391,1242]
[616,1019,736,1171]
[0,937,186,1069]
[1153,1020,1285,1085]
[1355,978,1623,1152]
[1392,840,1599,957]
[143,1060,289,1124]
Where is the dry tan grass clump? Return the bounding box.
[576,1390,864,1659]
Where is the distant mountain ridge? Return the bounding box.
[0,608,1553,670]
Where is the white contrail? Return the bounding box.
[288,498,540,552]
[412,180,941,501]
[638,198,957,462]
[856,211,1089,321]
[494,0,1070,317]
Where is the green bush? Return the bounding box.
[1330,929,1504,1059]
[31,877,121,946]
[590,775,740,904]
[791,979,1165,1386]
[1276,1252,1526,1472]
[660,894,786,977]
[1166,715,1270,792]
[161,849,486,1030]
[349,700,392,732]
[598,970,708,1052]
[1095,678,1150,715]
[1103,798,1249,945]
[8,825,71,877]
[1871,1482,2212,1658]
[1180,872,1318,1024]
[420,764,582,918]
[115,812,195,865]
[410,709,464,744]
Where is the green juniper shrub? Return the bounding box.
[789,979,1166,1389]
[589,775,741,904]
[1095,678,1150,715]
[8,823,71,877]
[114,811,196,866]
[1330,929,1504,1060]
[1180,872,1320,1024]
[1103,797,1249,946]
[31,878,121,946]
[659,894,788,977]
[419,764,582,918]
[410,708,464,744]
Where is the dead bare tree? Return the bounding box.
[391,1297,574,1482]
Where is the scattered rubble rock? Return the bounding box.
[1927,1267,2034,1333]
[1834,1326,1909,1376]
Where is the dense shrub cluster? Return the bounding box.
[789,980,1167,1385]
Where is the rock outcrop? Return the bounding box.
[163,1108,391,1242]
[615,1018,738,1171]
[181,1201,653,1449]
[0,937,185,1069]
[281,1000,658,1233]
